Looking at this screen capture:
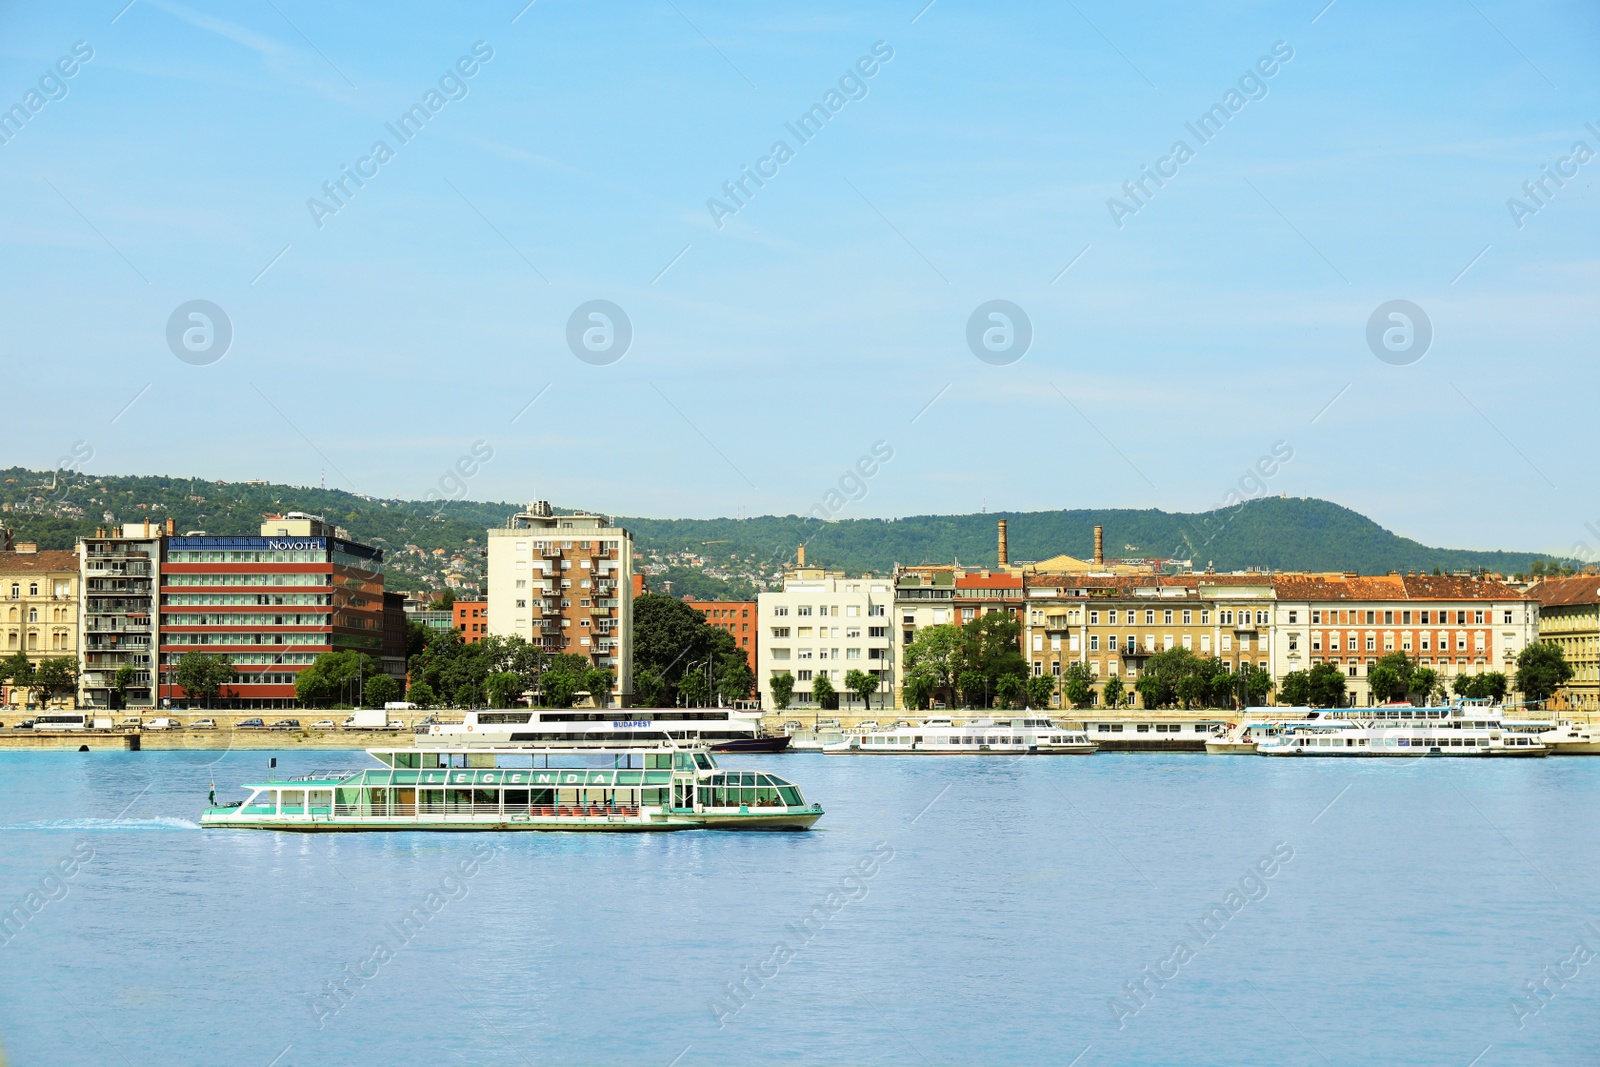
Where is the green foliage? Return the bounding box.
[406,680,437,707]
[2,649,34,691]
[811,673,836,710]
[634,667,667,708]
[1453,671,1508,702]
[1025,673,1056,709]
[844,669,879,711]
[113,664,137,707]
[769,671,794,711]
[1516,643,1572,706]
[173,652,237,707]
[902,670,935,711]
[1062,662,1095,709]
[34,658,78,705]
[656,566,760,602]
[364,673,401,707]
[632,592,745,706]
[1100,674,1125,709]
[1279,663,1345,708]
[484,672,522,709]
[294,651,376,709]
[995,674,1024,710]
[1135,649,1240,709]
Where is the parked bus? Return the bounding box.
[32,713,88,731]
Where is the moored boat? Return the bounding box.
[201,743,823,831]
[824,716,1097,755]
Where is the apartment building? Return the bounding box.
[485,500,634,706]
[79,521,165,710]
[757,565,893,710]
[1269,573,1538,706]
[157,513,387,709]
[681,596,757,666]
[0,534,80,709]
[1021,575,1274,708]
[1519,575,1597,712]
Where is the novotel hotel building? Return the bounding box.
[157,513,387,710]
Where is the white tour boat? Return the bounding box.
[1257,705,1547,757]
[824,716,1097,755]
[422,707,790,752]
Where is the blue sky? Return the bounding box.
[2,0,1596,555]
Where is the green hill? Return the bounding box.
[0,467,1560,593]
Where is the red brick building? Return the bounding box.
[453,598,488,643]
[683,596,757,667]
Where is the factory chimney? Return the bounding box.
[797,544,806,567]
[997,520,1008,567]
[1093,525,1104,567]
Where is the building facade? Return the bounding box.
[1268,573,1538,706]
[485,500,634,706]
[681,596,758,667]
[453,598,488,643]
[156,513,386,709]
[79,522,165,710]
[757,566,894,711]
[1525,576,1599,713]
[1,539,80,708]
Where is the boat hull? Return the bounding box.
[200,808,822,832]
[709,735,792,754]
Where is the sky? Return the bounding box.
[1,0,1596,556]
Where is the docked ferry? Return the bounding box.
[824,717,1097,755]
[1256,706,1548,757]
[423,707,790,753]
[201,744,821,832]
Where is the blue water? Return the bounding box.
[2,749,1598,1066]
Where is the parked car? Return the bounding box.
[119,716,143,729]
[238,718,266,728]
[15,719,36,729]
[270,719,301,730]
[189,718,218,730]
[145,718,182,730]
[309,719,336,730]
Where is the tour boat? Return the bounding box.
[824,716,1097,755]
[1205,707,1318,754]
[1256,707,1548,757]
[421,708,791,753]
[200,744,823,832]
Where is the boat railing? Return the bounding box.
[327,801,645,818]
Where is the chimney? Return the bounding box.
[797,544,806,567]
[143,519,151,538]
[166,517,175,536]
[997,519,1008,567]
[1093,526,1104,566]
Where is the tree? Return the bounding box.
[1478,672,1508,702]
[484,672,522,709]
[957,669,987,709]
[811,673,836,711]
[3,650,36,706]
[1409,667,1438,705]
[364,673,402,707]
[995,673,1024,710]
[113,664,136,710]
[714,652,753,706]
[902,624,964,705]
[406,680,437,707]
[1062,662,1094,709]
[1305,663,1347,708]
[1243,663,1275,706]
[428,589,456,610]
[34,658,78,707]
[769,671,794,711]
[1516,643,1572,707]
[174,652,237,708]
[844,669,879,712]
[1025,673,1056,709]
[959,614,1028,704]
[582,667,615,707]
[294,651,377,709]
[632,593,743,706]
[1279,670,1310,707]
[902,669,936,711]
[1136,648,1202,709]
[1100,674,1125,710]
[635,667,667,708]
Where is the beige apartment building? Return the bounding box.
[1518,575,1597,713]
[485,500,634,706]
[757,562,894,712]
[0,534,81,709]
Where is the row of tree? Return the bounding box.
[1,651,80,707]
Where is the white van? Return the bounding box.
[32,713,87,731]
[145,718,183,730]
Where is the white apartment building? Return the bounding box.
[485,500,634,706]
[757,567,894,711]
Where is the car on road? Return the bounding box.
[238,718,266,728]
[145,718,183,730]
[269,719,301,730]
[189,719,218,730]
[14,719,36,729]
[309,719,337,730]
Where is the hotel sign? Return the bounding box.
[266,538,325,551]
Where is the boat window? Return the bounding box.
[695,754,714,770]
[280,790,305,813]
[778,786,801,806]
[1137,725,1150,733]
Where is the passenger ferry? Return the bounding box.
[824,717,1097,755]
[423,707,790,752]
[1205,708,1317,754]
[1257,705,1547,756]
[200,743,822,832]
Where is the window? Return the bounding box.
[1090,635,1099,651]
[1089,610,1099,625]
[1200,611,1210,624]
[1457,611,1467,625]
[846,605,860,617]
[1474,611,1484,624]
[1288,611,1298,624]
[845,627,861,638]
[797,606,812,616]
[1257,611,1269,625]
[1311,610,1321,624]
[774,606,789,617]
[1421,611,1431,624]
[1402,611,1411,624]
[1163,610,1174,624]
[797,670,812,681]
[28,583,38,597]
[845,648,862,660]
[1503,610,1513,624]
[1365,611,1376,625]
[772,627,790,638]
[1182,610,1192,624]
[1383,611,1393,625]
[1366,635,1376,651]
[1288,633,1298,651]
[868,626,886,638]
